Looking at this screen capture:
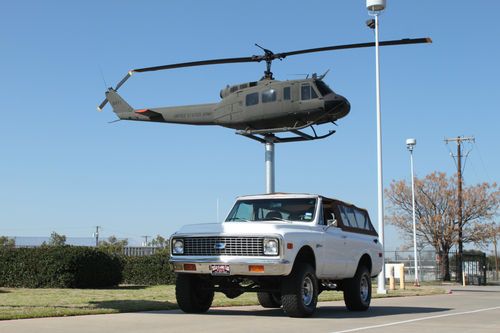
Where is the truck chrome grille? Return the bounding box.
[181,237,265,256]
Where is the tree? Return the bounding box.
[0,236,15,248]
[98,235,128,254]
[150,234,169,254]
[150,235,168,248]
[48,231,66,246]
[386,172,499,281]
[480,222,500,279]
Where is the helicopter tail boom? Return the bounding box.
[105,89,163,122]
[105,88,134,116]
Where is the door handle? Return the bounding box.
[341,235,347,239]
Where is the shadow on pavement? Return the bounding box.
[206,305,451,318]
[89,300,176,312]
[450,288,500,293]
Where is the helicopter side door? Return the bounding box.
[283,82,299,116]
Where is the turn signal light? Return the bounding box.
[287,243,294,249]
[249,265,265,273]
[184,264,197,271]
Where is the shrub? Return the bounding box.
[122,253,174,285]
[0,246,122,288]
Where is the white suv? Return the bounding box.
[170,193,383,317]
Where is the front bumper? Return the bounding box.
[170,256,291,276]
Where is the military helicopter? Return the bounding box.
[98,38,431,142]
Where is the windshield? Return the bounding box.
[225,198,317,223]
[314,80,333,96]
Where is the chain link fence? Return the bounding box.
[385,250,496,284]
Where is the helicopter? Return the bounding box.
[98,38,431,142]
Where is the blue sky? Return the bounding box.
[1,1,499,250]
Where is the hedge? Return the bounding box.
[0,246,122,288]
[122,253,175,285]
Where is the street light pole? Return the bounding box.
[406,138,420,286]
[367,0,387,295]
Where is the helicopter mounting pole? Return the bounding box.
[265,135,275,193]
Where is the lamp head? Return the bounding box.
[366,0,386,12]
[406,138,416,151]
[366,19,376,29]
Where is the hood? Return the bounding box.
[172,221,313,237]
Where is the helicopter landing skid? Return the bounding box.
[236,125,335,143]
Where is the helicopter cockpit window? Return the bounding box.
[246,92,259,106]
[315,80,333,96]
[262,89,277,103]
[301,84,318,100]
[283,87,291,100]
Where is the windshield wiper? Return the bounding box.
[266,217,292,223]
[226,217,250,222]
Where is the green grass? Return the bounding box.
[0,284,446,321]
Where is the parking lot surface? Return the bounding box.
[1,286,499,333]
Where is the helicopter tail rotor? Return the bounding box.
[97,71,133,111]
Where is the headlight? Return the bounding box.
[263,238,279,256]
[172,239,184,254]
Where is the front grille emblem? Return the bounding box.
[214,242,226,250]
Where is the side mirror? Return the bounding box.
[326,219,338,228]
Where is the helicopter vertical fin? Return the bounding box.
[105,88,134,118]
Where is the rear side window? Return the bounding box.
[345,206,359,228]
[283,87,291,100]
[338,204,376,234]
[262,89,277,103]
[354,209,368,230]
[338,206,352,227]
[246,92,259,106]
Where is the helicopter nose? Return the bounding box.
[324,93,350,119]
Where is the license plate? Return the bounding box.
[211,264,230,276]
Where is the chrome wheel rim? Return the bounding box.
[360,275,369,303]
[302,276,314,306]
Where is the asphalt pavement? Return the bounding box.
[1,285,499,333]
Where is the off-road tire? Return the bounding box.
[281,264,318,317]
[175,274,214,313]
[257,292,282,308]
[343,266,371,311]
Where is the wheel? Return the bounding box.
[343,266,371,311]
[175,274,214,313]
[257,292,282,308]
[281,264,318,317]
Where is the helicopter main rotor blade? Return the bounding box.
[97,37,431,111]
[132,56,258,73]
[275,38,432,59]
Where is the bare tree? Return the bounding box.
[386,172,499,281]
[478,222,500,279]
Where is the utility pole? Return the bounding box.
[93,226,100,247]
[141,235,151,247]
[494,233,498,280]
[445,136,474,283]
